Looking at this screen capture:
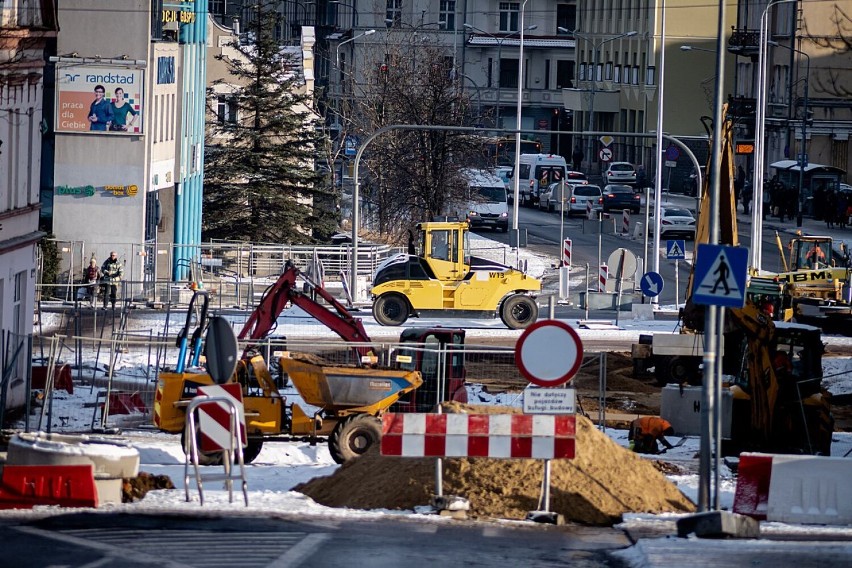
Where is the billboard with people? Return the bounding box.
[55,65,144,134]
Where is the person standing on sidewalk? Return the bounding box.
[762,180,772,219]
[100,251,124,309]
[741,180,753,215]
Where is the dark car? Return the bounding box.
[602,184,641,213]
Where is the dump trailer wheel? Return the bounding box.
[373,294,409,326]
[328,414,383,464]
[500,295,539,329]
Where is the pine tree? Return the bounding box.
[203,1,336,244]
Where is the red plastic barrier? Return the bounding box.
[0,464,98,509]
[732,453,774,520]
[106,392,148,415]
[31,365,74,394]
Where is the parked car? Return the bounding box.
[649,206,697,238]
[602,184,641,213]
[567,184,603,216]
[538,179,589,212]
[604,162,637,185]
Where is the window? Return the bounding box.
[556,4,576,33]
[217,95,238,124]
[499,2,519,32]
[579,63,586,81]
[556,60,573,89]
[440,0,456,31]
[614,65,621,83]
[13,271,24,337]
[386,0,402,26]
[500,58,519,88]
[544,59,550,89]
[487,57,493,88]
[631,66,639,85]
[605,61,613,81]
[646,65,656,86]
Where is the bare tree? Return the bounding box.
[328,32,486,242]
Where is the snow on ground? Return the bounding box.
[12,234,852,537]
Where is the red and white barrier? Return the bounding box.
[380,413,576,460]
[598,264,608,292]
[562,238,572,268]
[733,452,852,524]
[586,199,593,220]
[196,384,247,452]
[622,210,630,235]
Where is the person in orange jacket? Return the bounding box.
[629,416,675,454]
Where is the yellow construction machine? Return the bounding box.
[632,105,833,455]
[371,220,541,329]
[154,262,468,464]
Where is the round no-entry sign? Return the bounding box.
[515,320,584,387]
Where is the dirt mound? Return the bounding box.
[295,406,695,525]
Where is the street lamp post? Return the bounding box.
[335,28,375,68]
[573,30,638,174]
[330,0,358,28]
[753,0,797,271]
[463,23,537,128]
[511,0,530,247]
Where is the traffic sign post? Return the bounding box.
[666,240,686,260]
[515,320,583,387]
[516,320,581,525]
[640,271,664,298]
[692,244,748,307]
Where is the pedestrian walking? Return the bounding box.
[572,144,584,172]
[825,190,837,229]
[83,258,101,307]
[741,180,753,215]
[100,251,124,309]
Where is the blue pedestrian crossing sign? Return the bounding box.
[666,240,686,260]
[640,271,665,298]
[692,244,748,307]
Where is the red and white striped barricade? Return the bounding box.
[183,383,249,506]
[586,199,593,220]
[598,264,608,292]
[622,210,630,235]
[380,413,576,460]
[562,238,572,268]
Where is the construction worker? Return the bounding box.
[806,243,826,265]
[629,416,675,454]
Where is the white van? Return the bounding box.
[457,169,509,232]
[509,154,568,207]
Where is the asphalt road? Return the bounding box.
[0,512,630,568]
[478,191,787,307]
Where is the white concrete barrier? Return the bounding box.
[766,455,852,525]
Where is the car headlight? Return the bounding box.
[468,211,479,216]
[500,212,508,218]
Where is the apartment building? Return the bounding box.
[44,0,207,287]
[0,0,58,405]
[731,0,851,186]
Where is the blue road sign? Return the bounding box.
[665,145,680,161]
[640,271,665,298]
[666,240,686,260]
[692,244,748,307]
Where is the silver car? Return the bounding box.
[650,206,697,238]
[605,162,637,185]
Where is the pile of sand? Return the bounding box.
[295,405,695,525]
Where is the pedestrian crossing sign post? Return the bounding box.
[692,244,748,307]
[666,240,686,260]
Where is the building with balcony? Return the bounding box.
[0,0,58,407]
[731,0,850,187]
[563,0,736,179]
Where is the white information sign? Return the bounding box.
[523,387,577,415]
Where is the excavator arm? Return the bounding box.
[237,261,374,361]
